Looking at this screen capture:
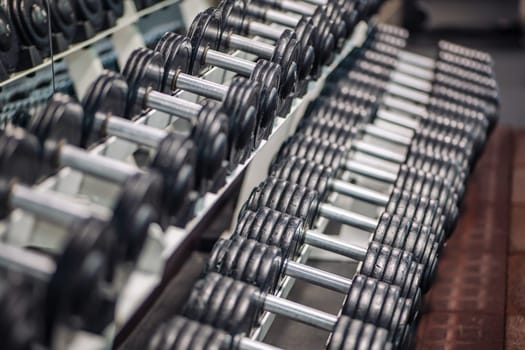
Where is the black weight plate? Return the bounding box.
[122,48,164,118]
[250,60,281,141]
[49,0,76,43]
[72,0,105,32]
[0,5,19,72]
[8,0,49,51]
[111,172,163,260]
[154,32,192,93]
[272,29,299,99]
[102,0,123,17]
[187,9,223,75]
[0,129,43,184]
[152,133,196,219]
[45,218,115,342]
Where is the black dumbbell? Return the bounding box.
[122,47,259,165]
[10,98,190,228]
[362,38,498,93]
[235,207,433,293]
[0,130,161,263]
[269,155,444,256]
[0,5,19,76]
[155,33,272,148]
[207,236,422,315]
[243,177,440,284]
[238,0,335,77]
[189,8,299,115]
[250,0,347,50]
[148,315,392,350]
[102,0,124,18]
[0,219,117,346]
[369,24,496,78]
[297,114,467,199]
[276,135,458,231]
[164,32,282,142]
[340,49,499,124]
[81,72,228,193]
[301,98,473,186]
[316,83,488,160]
[183,273,412,348]
[219,0,315,96]
[299,0,361,39]
[4,0,50,60]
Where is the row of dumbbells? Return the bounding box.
[0,1,390,348]
[143,23,499,350]
[0,0,168,77]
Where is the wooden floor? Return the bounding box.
[414,126,523,349]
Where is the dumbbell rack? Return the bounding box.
[0,1,377,347]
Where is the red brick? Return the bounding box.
[510,205,525,253]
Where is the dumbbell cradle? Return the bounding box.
[183,273,412,348]
[124,47,261,164]
[208,236,423,313]
[148,315,392,350]
[82,72,229,193]
[276,135,458,231]
[219,0,315,96]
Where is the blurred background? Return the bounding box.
[381,0,525,125]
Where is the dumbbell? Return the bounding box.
[339,49,499,124]
[218,0,315,96]
[3,0,50,58]
[316,81,489,158]
[0,130,161,263]
[155,33,278,146]
[123,47,259,165]
[207,236,422,315]
[250,0,348,50]
[370,23,496,77]
[0,5,19,75]
[302,97,476,182]
[148,315,392,350]
[102,0,124,18]
[243,177,440,282]
[269,155,444,253]
[183,273,412,348]
[330,60,494,134]
[0,219,117,347]
[188,8,299,115]
[236,207,434,293]
[298,0,360,37]
[20,93,195,227]
[276,135,458,229]
[238,0,336,77]
[297,114,467,199]
[362,37,498,93]
[164,32,281,141]
[81,72,228,193]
